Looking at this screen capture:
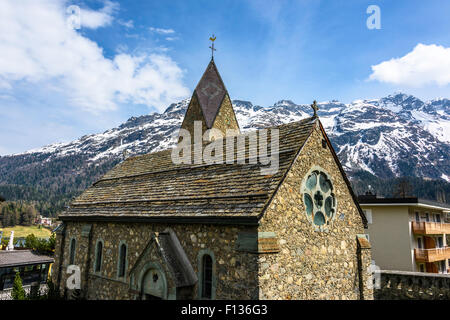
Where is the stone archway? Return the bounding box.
[140,264,167,300]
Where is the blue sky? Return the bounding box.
[1,0,450,155]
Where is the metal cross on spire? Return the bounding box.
[311,100,319,117]
[209,34,216,60]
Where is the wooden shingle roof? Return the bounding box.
[59,118,317,224]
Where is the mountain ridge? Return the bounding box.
[0,92,449,216]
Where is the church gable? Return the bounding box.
[257,120,370,299]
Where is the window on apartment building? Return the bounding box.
[417,237,423,249]
[415,212,420,222]
[439,261,446,273]
[419,264,425,272]
[425,213,430,222]
[437,237,444,248]
[436,214,441,223]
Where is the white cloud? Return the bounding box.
[369,43,450,87]
[0,0,189,113]
[118,19,134,28]
[149,27,175,35]
[78,0,118,29]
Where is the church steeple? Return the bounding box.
[180,56,240,141]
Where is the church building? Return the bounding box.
[52,53,373,300]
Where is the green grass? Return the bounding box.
[0,225,52,239]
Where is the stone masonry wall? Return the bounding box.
[257,123,373,300]
[210,94,240,135]
[54,222,259,300]
[374,270,450,299]
[179,94,208,141]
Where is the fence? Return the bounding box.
[0,283,48,300]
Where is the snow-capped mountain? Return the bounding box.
[0,93,449,200]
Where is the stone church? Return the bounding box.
[52,57,373,300]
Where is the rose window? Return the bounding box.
[302,168,336,231]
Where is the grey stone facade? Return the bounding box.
[52,58,372,300]
[52,123,372,300]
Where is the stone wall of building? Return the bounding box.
[179,94,208,141]
[210,94,240,135]
[257,123,373,300]
[53,222,259,300]
[52,120,373,300]
[374,270,450,299]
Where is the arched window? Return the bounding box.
[69,238,76,265]
[118,243,127,278]
[95,240,103,272]
[201,254,213,299]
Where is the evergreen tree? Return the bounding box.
[12,272,26,300]
[25,234,38,249]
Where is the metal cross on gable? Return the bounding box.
[311,100,319,117]
[209,34,216,60]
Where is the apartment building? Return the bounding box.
[358,195,450,274]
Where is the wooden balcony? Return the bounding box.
[414,247,450,263]
[412,221,450,235]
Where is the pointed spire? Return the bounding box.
[194,59,228,128]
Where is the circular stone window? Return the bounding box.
[301,167,336,231]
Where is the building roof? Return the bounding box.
[59,117,367,226]
[155,229,198,287]
[357,195,450,211]
[0,250,54,268]
[60,118,317,225]
[193,59,228,128]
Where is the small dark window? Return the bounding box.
[436,214,441,223]
[321,139,327,148]
[425,213,429,222]
[440,261,446,273]
[95,241,103,272]
[69,238,76,265]
[415,212,420,222]
[201,255,213,299]
[419,264,425,272]
[437,237,444,248]
[118,244,127,277]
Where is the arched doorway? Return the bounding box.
[141,267,167,300]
